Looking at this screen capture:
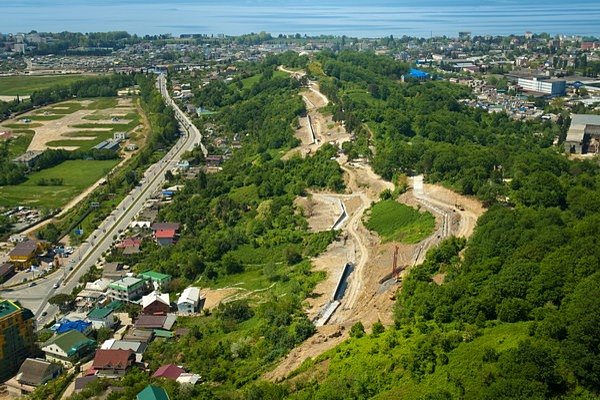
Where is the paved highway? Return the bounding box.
[0,74,204,328]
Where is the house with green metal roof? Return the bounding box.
[41,330,96,366]
[139,271,171,290]
[87,307,116,330]
[136,385,170,400]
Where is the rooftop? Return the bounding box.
[87,307,114,320]
[109,276,144,290]
[566,113,600,142]
[152,364,183,380]
[0,300,20,319]
[44,330,96,356]
[137,385,170,400]
[139,271,171,281]
[92,349,134,369]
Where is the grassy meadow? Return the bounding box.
[365,199,435,243]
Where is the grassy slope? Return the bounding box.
[0,159,119,208]
[241,70,288,89]
[0,75,89,96]
[365,199,435,243]
[289,322,531,400]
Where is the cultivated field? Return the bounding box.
[0,97,142,152]
[0,159,120,208]
[0,74,88,96]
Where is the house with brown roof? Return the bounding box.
[0,262,15,283]
[8,240,46,269]
[102,262,127,281]
[91,349,135,378]
[134,314,177,331]
[5,358,62,396]
[141,292,171,316]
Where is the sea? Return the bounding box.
[1,0,599,38]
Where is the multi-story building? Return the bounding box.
[0,300,35,382]
[108,277,149,303]
[517,76,566,96]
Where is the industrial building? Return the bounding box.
[564,114,600,154]
[517,76,566,96]
[0,300,35,383]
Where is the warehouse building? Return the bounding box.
[564,114,600,154]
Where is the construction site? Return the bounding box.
[265,70,485,381]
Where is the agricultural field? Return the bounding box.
[0,74,90,97]
[0,159,120,208]
[364,199,435,243]
[0,97,142,152]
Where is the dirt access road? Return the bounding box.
[266,69,485,381]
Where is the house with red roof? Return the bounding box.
[151,223,180,246]
[152,364,183,380]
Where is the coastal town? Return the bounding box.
[0,26,599,400]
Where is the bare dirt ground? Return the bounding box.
[267,70,486,382]
[202,288,241,310]
[284,80,350,160]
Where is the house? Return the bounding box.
[108,276,150,303]
[154,229,177,246]
[152,364,183,380]
[123,329,154,344]
[177,287,204,314]
[0,262,15,283]
[141,291,171,315]
[139,271,171,290]
[116,237,142,249]
[5,358,62,396]
[137,385,170,400]
[91,349,135,378]
[42,330,96,366]
[54,320,93,335]
[151,223,180,246]
[101,339,147,362]
[87,307,116,329]
[205,155,223,168]
[8,240,45,269]
[76,278,111,309]
[134,314,177,331]
[177,160,190,170]
[114,132,128,141]
[102,262,127,281]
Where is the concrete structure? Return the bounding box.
[141,291,171,315]
[12,150,43,167]
[176,287,204,314]
[139,271,171,290]
[517,76,566,96]
[0,300,35,382]
[6,358,62,396]
[564,114,600,154]
[87,307,116,329]
[41,330,96,366]
[108,277,149,303]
